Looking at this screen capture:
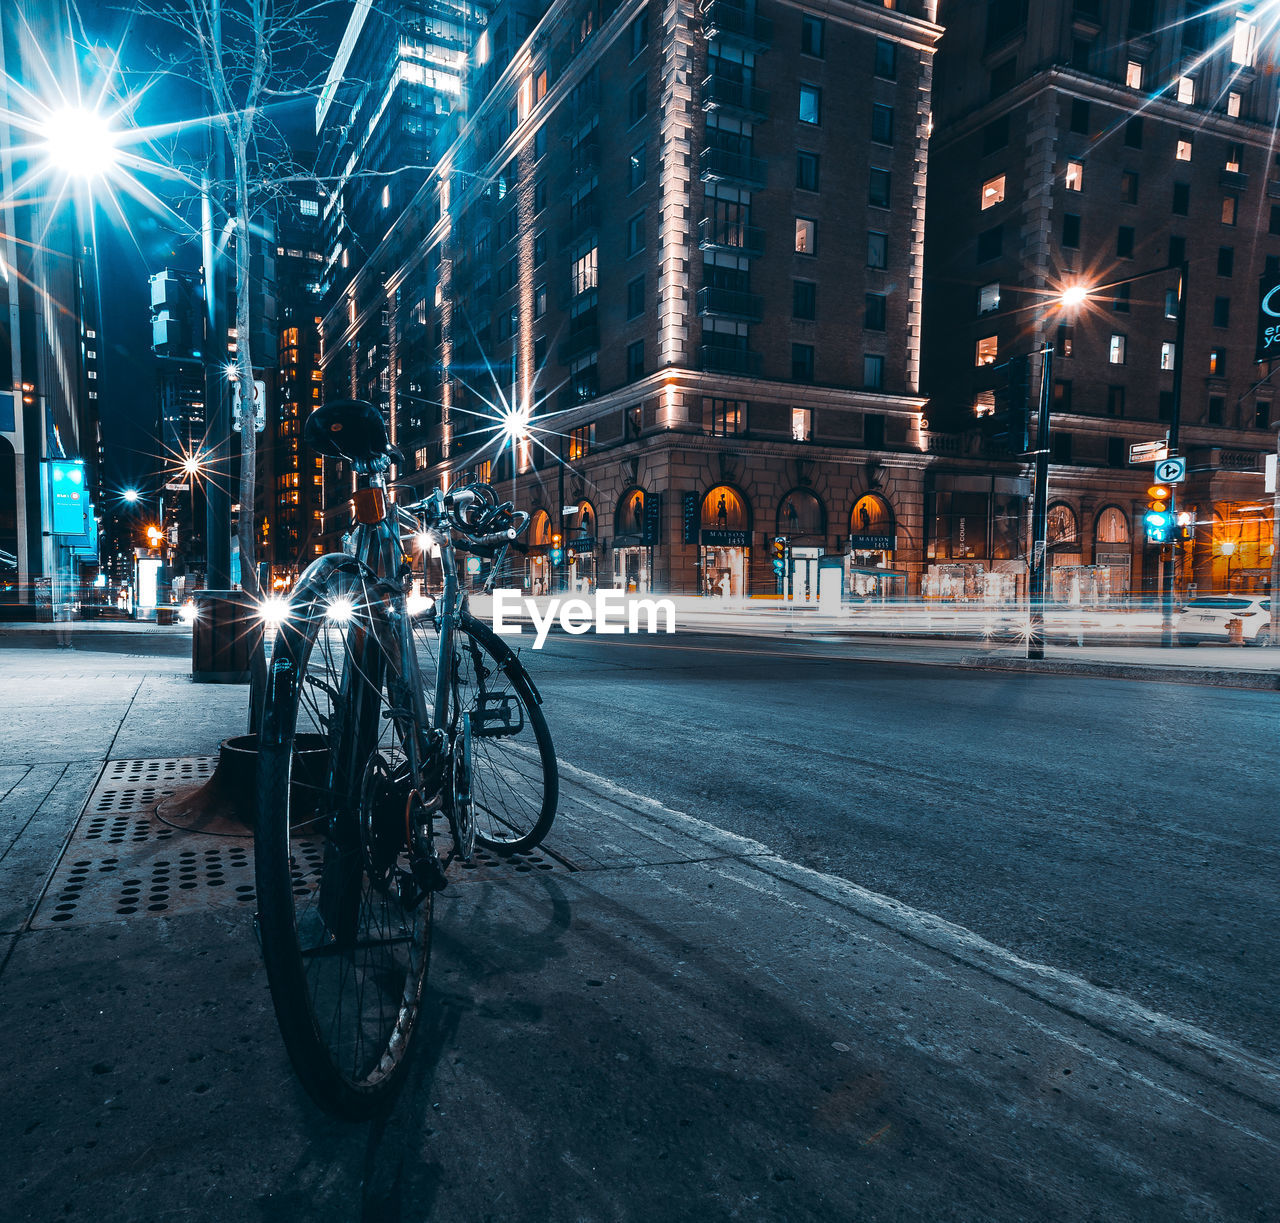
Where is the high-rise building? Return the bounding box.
[0,1,102,616]
[925,0,1280,601]
[321,0,952,598]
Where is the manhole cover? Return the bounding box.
[32,757,573,927]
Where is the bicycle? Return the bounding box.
[253,398,558,1118]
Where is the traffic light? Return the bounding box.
[146,524,163,548]
[550,533,562,566]
[149,270,204,360]
[985,354,1029,453]
[1176,510,1194,541]
[1144,484,1173,543]
[772,536,787,576]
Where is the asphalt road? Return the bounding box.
[519,632,1279,1059]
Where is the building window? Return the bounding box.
[979,282,1001,314]
[984,115,1011,153]
[1222,195,1238,226]
[1271,206,1280,237]
[1176,75,1195,105]
[569,423,595,460]
[799,83,821,125]
[1062,213,1081,248]
[629,145,646,192]
[801,15,824,57]
[791,407,813,441]
[1160,341,1176,371]
[629,10,648,58]
[981,174,1006,209]
[626,212,645,256]
[1232,14,1257,66]
[299,198,319,216]
[628,78,647,125]
[1054,379,1072,411]
[1107,437,1125,467]
[381,184,391,208]
[572,247,598,294]
[1173,182,1190,215]
[1256,401,1271,429]
[793,280,816,320]
[874,37,897,79]
[534,231,547,265]
[864,233,887,272]
[710,399,746,435]
[869,168,891,209]
[872,104,894,146]
[1169,235,1186,265]
[1126,60,1143,88]
[626,340,644,381]
[1109,333,1126,364]
[1176,135,1193,162]
[1164,289,1179,319]
[1213,296,1230,327]
[535,335,547,366]
[1125,117,1143,147]
[1112,284,1130,313]
[865,293,886,331]
[1226,143,1244,174]
[976,335,998,366]
[796,150,820,192]
[1218,246,1234,276]
[1228,91,1242,118]
[1209,349,1226,377]
[535,283,547,318]
[1120,171,1139,204]
[863,355,885,390]
[1065,161,1083,191]
[1206,396,1224,424]
[792,343,815,382]
[1070,99,1090,134]
[1056,323,1074,356]
[1107,386,1125,417]
[1117,226,1134,258]
[977,225,1003,262]
[1052,433,1073,464]
[795,217,816,254]
[627,275,645,319]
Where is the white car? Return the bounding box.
[1175,596,1273,647]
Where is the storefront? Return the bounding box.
[777,488,825,601]
[845,493,904,601]
[924,474,1029,602]
[527,509,552,595]
[567,500,597,593]
[1092,505,1132,601]
[700,485,750,597]
[1210,501,1273,593]
[612,488,657,593]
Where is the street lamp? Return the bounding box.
[40,106,122,181]
[1049,262,1188,647]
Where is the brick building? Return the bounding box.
[925,0,1280,602]
[321,0,954,598]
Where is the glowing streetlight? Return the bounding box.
[122,488,140,504]
[41,106,121,180]
[1059,284,1089,309]
[181,453,204,480]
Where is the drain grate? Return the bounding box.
[33,756,572,928]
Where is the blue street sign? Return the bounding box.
[48,460,87,535]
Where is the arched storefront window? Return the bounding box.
[1095,506,1129,545]
[777,488,824,538]
[613,489,652,593]
[849,494,895,545]
[1047,503,1079,548]
[530,509,552,547]
[616,488,646,537]
[575,500,596,540]
[566,500,597,592]
[700,485,751,598]
[526,509,553,595]
[846,493,903,602]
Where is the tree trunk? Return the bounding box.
[232,131,259,601]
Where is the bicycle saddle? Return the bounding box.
[304,399,389,466]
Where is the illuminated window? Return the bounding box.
[1125,61,1142,89]
[1209,348,1226,376]
[572,247,598,294]
[381,184,390,208]
[1160,342,1176,371]
[569,424,595,460]
[981,174,1005,209]
[795,217,816,254]
[975,335,998,366]
[1109,334,1127,365]
[1176,136,1193,162]
[1065,161,1083,191]
[799,83,821,125]
[1176,76,1195,105]
[1225,143,1243,173]
[1222,195,1238,225]
[299,198,318,216]
[791,407,813,441]
[1227,91,1242,118]
[978,282,1000,314]
[1231,15,1257,66]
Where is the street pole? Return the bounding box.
[1162,260,1189,648]
[1027,344,1053,660]
[202,135,231,590]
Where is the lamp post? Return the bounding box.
[1056,262,1187,647]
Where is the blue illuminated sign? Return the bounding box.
[49,460,87,535]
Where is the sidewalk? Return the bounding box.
[0,647,1276,1221]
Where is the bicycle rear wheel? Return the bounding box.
[412,609,557,854]
[255,564,432,1119]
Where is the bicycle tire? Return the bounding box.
[413,609,558,855]
[255,561,432,1119]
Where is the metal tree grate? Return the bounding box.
[32,756,572,928]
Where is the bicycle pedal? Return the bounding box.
[410,853,450,895]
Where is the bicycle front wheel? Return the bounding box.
[255,563,432,1119]
[413,609,558,854]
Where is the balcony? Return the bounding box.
[698,216,765,256]
[558,324,600,364]
[701,73,770,121]
[701,0,773,51]
[699,146,767,189]
[561,137,600,193]
[697,285,764,322]
[698,344,763,377]
[558,203,601,251]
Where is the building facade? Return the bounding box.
[925,0,1280,602]
[322,0,949,598]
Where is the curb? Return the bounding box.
[953,654,1280,691]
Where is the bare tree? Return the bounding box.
[136,0,334,597]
